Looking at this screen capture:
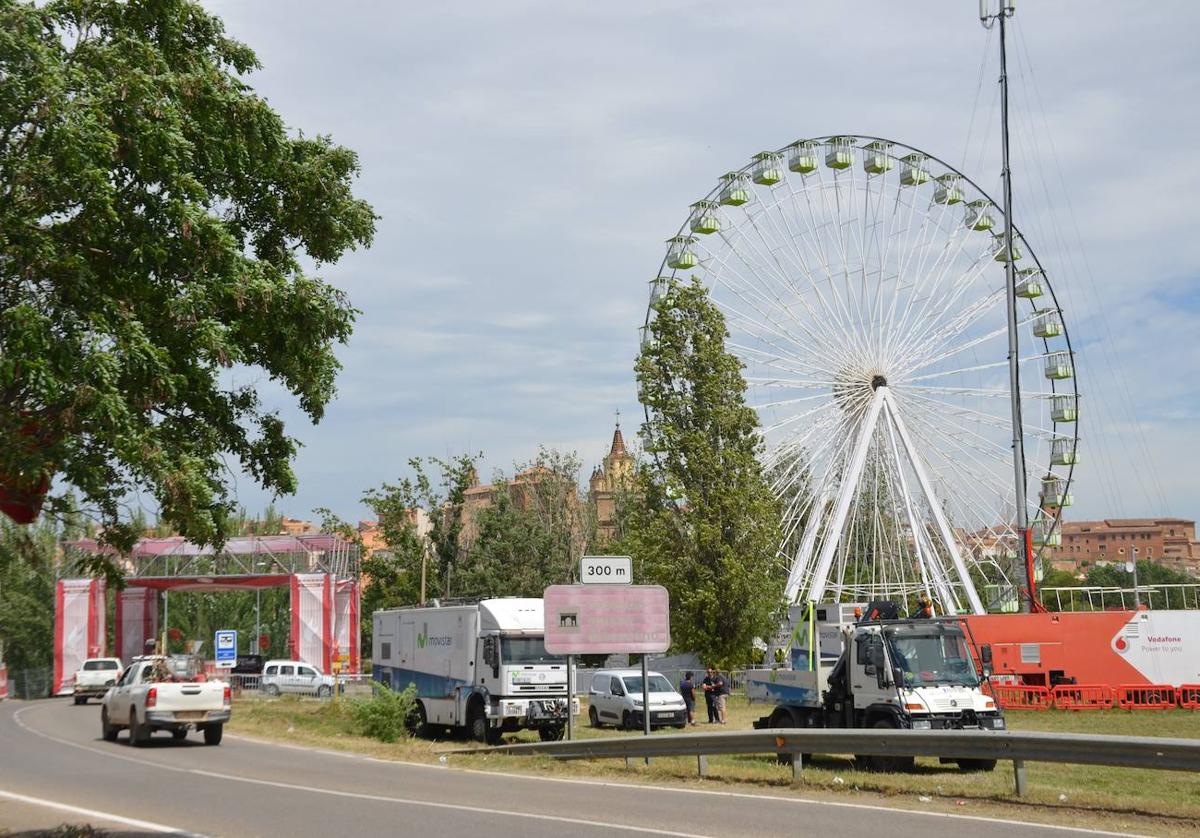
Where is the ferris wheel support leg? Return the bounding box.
[807,387,888,605]
[783,479,833,605]
[883,390,986,615]
[882,411,951,612]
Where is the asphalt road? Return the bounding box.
[0,699,1126,838]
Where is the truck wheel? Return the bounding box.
[470,709,490,744]
[73,696,83,705]
[588,706,601,728]
[858,719,914,773]
[538,726,564,742]
[203,724,223,746]
[172,728,188,741]
[957,758,997,772]
[407,701,430,738]
[100,707,118,742]
[129,710,149,747]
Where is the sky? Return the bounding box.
[201,0,1200,528]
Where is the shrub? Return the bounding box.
[350,681,418,743]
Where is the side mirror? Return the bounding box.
[980,643,993,677]
[482,636,497,671]
[869,644,886,671]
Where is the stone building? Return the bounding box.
[589,421,635,543]
[1051,518,1199,574]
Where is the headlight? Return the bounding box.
[632,699,643,707]
[911,719,932,730]
[991,717,1006,729]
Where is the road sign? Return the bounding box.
[214,630,237,668]
[543,584,670,655]
[580,555,632,585]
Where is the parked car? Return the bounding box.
[231,654,265,675]
[587,669,688,730]
[260,660,335,697]
[100,656,230,746]
[73,658,123,705]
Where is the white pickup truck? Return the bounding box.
[73,658,123,704]
[100,656,231,746]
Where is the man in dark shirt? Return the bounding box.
[679,671,697,725]
[712,670,729,724]
[701,668,718,723]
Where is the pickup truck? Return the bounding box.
[100,656,231,746]
[72,658,123,704]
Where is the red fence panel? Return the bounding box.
[1116,684,1177,710]
[0,664,7,700]
[1051,684,1113,710]
[992,683,1052,710]
[1177,685,1200,709]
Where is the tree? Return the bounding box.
[453,449,591,599]
[620,277,784,668]
[0,0,376,570]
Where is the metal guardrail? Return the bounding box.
[447,727,1200,797]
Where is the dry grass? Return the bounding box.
[228,694,1200,836]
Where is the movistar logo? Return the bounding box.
[417,623,452,649]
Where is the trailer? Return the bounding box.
[749,602,1004,771]
[372,598,576,744]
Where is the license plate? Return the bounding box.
[175,711,206,721]
[654,712,672,719]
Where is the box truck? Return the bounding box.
[373,598,575,744]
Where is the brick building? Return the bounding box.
[1051,518,1199,574]
[589,421,635,543]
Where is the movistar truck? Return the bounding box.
[749,601,1004,771]
[372,598,575,744]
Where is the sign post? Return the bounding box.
[214,630,237,669]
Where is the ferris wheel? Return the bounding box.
[642,135,1079,615]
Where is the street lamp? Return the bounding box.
[1124,547,1141,609]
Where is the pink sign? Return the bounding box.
[543,585,670,655]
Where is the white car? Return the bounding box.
[260,660,335,697]
[587,669,688,730]
[73,658,123,704]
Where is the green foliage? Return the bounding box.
[350,681,418,743]
[452,448,591,599]
[620,277,784,669]
[1083,559,1192,588]
[0,517,58,670]
[0,0,376,562]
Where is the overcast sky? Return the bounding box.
[202,0,1199,527]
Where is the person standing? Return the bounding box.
[701,668,718,723]
[679,671,697,726]
[712,669,729,724]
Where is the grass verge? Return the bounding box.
[228,694,1200,836]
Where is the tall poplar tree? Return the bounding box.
[624,277,784,668]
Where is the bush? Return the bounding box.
[350,681,418,743]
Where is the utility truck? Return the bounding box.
[373,598,576,744]
[749,601,1003,771]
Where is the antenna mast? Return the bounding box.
[981,0,1038,613]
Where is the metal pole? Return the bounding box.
[255,589,261,653]
[641,656,651,765]
[566,655,574,741]
[1131,548,1141,609]
[997,2,1035,614]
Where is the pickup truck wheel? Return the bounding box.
[588,706,601,728]
[73,696,83,705]
[129,711,149,747]
[203,724,223,746]
[957,758,997,772]
[317,684,332,699]
[172,728,188,741]
[100,707,118,742]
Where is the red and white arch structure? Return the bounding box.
[55,535,360,694]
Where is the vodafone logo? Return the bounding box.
[1112,634,1130,654]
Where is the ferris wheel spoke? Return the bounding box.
[899,293,1011,375]
[900,388,1058,438]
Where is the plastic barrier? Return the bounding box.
[1117,685,1177,710]
[1177,685,1200,709]
[0,665,7,700]
[991,683,1052,710]
[1051,684,1113,710]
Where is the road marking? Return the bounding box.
[8,703,1146,838]
[0,788,199,835]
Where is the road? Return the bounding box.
[0,699,1126,838]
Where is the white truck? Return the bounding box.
[749,601,1004,771]
[100,656,231,746]
[72,658,123,704]
[373,598,575,744]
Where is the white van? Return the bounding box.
[260,660,335,697]
[587,668,688,730]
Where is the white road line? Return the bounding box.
[0,788,198,835]
[8,703,1147,838]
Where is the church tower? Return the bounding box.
[591,413,635,542]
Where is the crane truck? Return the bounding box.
[748,601,1003,771]
[373,598,576,744]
